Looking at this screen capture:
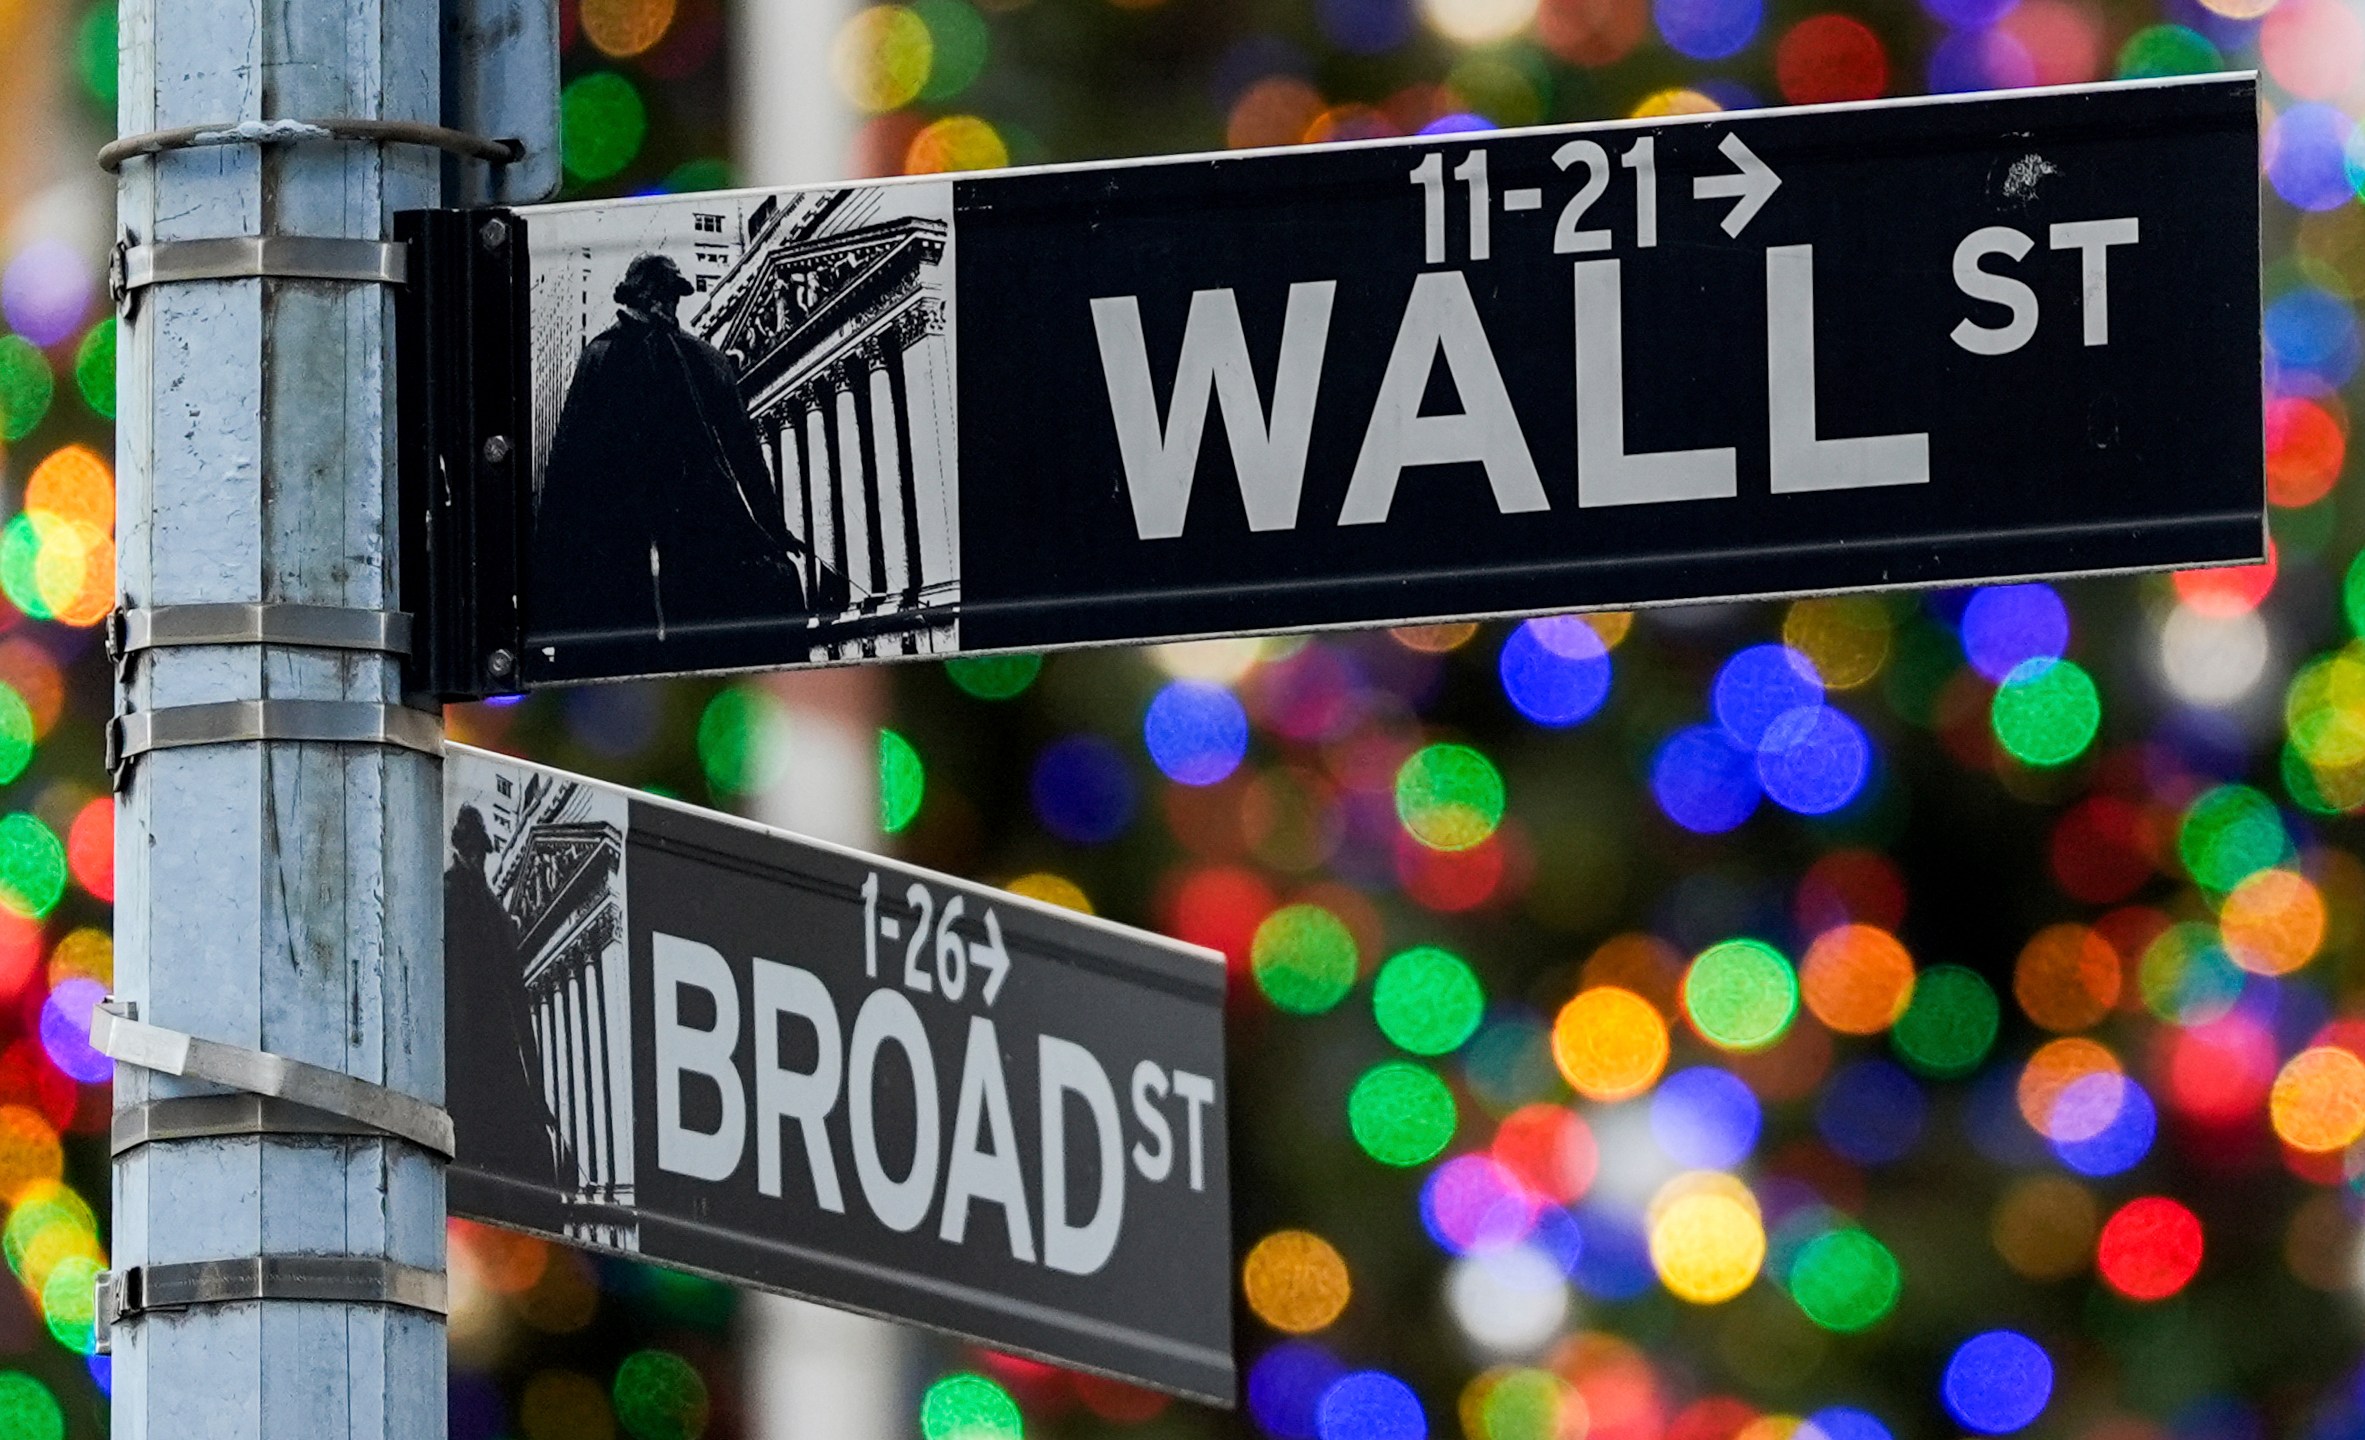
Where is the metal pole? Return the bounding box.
[112,0,444,1433]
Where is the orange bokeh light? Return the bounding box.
[1798,923,1914,1034]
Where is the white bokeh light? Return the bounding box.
[2159,604,2270,708]
[1447,1243,1572,1355]
[1419,0,1542,46]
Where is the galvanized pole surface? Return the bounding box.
[113,0,445,1435]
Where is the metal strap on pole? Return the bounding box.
[108,603,413,685]
[94,1257,448,1353]
[111,1093,413,1156]
[99,117,522,174]
[91,1002,455,1158]
[112,236,407,314]
[107,698,443,787]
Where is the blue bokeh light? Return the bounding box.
[1715,644,1825,748]
[1571,1204,1656,1300]
[2267,286,2363,397]
[1926,26,2034,92]
[1652,725,1764,834]
[1317,1371,1428,1440]
[40,976,109,1083]
[1757,705,1871,815]
[1500,617,1613,727]
[1817,1058,1927,1165]
[1030,735,1137,844]
[1527,1205,1586,1276]
[1960,585,2069,682]
[1923,0,2017,29]
[1251,1342,1348,1440]
[1144,679,1249,786]
[1654,0,1762,59]
[2050,1073,2157,1177]
[1944,1330,2055,1434]
[1807,1407,1895,1440]
[2269,104,2357,214]
[1649,1066,1762,1169]
[1316,0,1415,53]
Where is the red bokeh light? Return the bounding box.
[1794,847,1907,934]
[2096,1196,2203,1300]
[1397,829,1504,911]
[1156,864,1274,972]
[1775,15,1889,104]
[67,798,112,903]
[2173,539,2279,617]
[2049,795,2155,905]
[2266,396,2345,508]
[2161,1014,2278,1126]
[1492,1103,1599,1203]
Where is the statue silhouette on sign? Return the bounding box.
[445,804,560,1196]
[531,253,807,648]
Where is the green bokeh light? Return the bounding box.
[1889,964,1998,1078]
[2344,551,2365,639]
[39,1256,98,1356]
[0,816,65,921]
[0,519,47,621]
[2137,921,2245,1025]
[1251,903,1358,1015]
[0,1372,61,1440]
[613,1350,709,1440]
[1395,742,1505,851]
[3,1191,92,1281]
[1682,939,1798,1052]
[562,72,650,183]
[665,158,733,193]
[2179,784,2290,893]
[1482,1369,1565,1440]
[1787,1227,1901,1332]
[2116,23,2222,78]
[1348,1060,1457,1166]
[919,1372,1022,1440]
[74,319,114,420]
[880,728,925,834]
[913,0,990,101]
[0,686,33,787]
[0,338,54,443]
[1991,657,2100,767]
[76,5,117,107]
[1372,945,1484,1055]
[946,653,1042,700]
[696,687,790,796]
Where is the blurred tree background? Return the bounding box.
[0,0,2362,1436]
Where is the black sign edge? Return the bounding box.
[508,73,2257,223]
[449,1172,1238,1406]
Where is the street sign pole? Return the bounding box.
[112,0,446,1433]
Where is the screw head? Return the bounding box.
[481,434,512,465]
[478,217,509,251]
[487,649,516,679]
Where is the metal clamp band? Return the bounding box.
[109,603,413,666]
[95,1257,447,1352]
[108,698,443,785]
[99,117,523,173]
[111,1093,413,1156]
[91,1001,455,1158]
[114,236,408,303]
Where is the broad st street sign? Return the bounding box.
[398,75,2261,696]
[440,745,1233,1400]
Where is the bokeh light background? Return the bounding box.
[0,0,2363,1433]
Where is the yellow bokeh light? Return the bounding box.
[2271,1045,2365,1152]
[1783,597,1890,690]
[0,1106,61,1203]
[25,444,113,536]
[2016,1036,2122,1141]
[2013,923,2121,1032]
[2218,868,2326,975]
[1740,1418,1804,1440]
[832,5,932,114]
[1150,637,1268,682]
[1631,88,1721,118]
[1242,1228,1352,1333]
[579,0,677,57]
[1552,986,1669,1101]
[1798,924,1914,1035]
[1007,872,1093,914]
[30,514,112,628]
[906,114,1009,174]
[47,927,111,988]
[1392,623,1479,654]
[1648,1176,1764,1304]
[1419,0,1542,44]
[1990,1173,2098,1281]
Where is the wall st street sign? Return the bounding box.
[399,75,2260,695]
[441,745,1233,1401]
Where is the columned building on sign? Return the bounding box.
[483,768,638,1249]
[695,189,960,660]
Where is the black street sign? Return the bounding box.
[400,75,2261,696]
[440,745,1233,1401]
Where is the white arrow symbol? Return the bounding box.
[972,905,1012,1006]
[1692,133,1781,237]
